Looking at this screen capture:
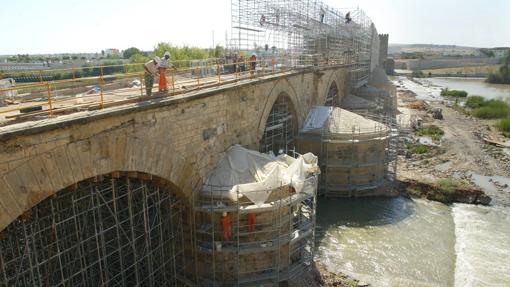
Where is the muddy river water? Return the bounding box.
[314,77,510,287]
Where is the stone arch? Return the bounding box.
[324,81,339,106]
[318,69,346,106]
[257,77,303,142]
[259,92,299,154]
[0,134,192,232]
[0,171,186,286]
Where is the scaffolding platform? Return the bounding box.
[193,145,319,286]
[296,106,400,197]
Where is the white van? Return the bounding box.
[0,78,17,106]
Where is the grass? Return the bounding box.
[437,179,458,194]
[461,96,510,138]
[406,143,429,154]
[464,96,486,109]
[440,88,468,98]
[496,118,510,137]
[470,99,510,119]
[429,179,461,203]
[415,125,444,141]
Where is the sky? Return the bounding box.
[1,0,509,55]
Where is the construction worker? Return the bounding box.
[158,51,171,92]
[247,213,256,232]
[345,12,352,24]
[249,54,257,76]
[144,57,160,96]
[239,55,246,72]
[221,212,232,241]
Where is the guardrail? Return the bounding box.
[0,55,355,126]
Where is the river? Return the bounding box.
[314,77,510,287]
[315,197,510,287]
[408,77,510,100]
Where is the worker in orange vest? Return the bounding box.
[158,51,171,92]
[247,213,256,232]
[221,212,232,241]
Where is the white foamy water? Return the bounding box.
[316,198,510,287]
[453,204,510,287]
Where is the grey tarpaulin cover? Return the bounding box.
[300,106,388,134]
[201,145,318,205]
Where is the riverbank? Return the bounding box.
[291,262,370,287]
[396,76,510,206]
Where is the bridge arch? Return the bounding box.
[0,135,192,233]
[319,69,346,106]
[257,79,301,154]
[0,172,186,286]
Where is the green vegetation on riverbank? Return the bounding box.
[458,95,510,137]
[440,88,467,98]
[406,143,429,154]
[496,119,510,137]
[487,51,510,84]
[415,126,444,141]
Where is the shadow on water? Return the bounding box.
[314,196,416,244]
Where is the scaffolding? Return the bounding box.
[296,107,400,197]
[260,95,296,154]
[0,174,186,287]
[324,81,339,106]
[193,146,318,286]
[229,0,376,71]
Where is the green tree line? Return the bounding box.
[487,51,510,84]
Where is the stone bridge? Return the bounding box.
[0,65,350,232]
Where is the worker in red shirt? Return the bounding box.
[247,213,256,232]
[221,212,232,241]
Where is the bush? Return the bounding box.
[437,179,458,194]
[472,106,510,119]
[465,96,486,109]
[441,88,468,97]
[415,126,444,141]
[496,118,510,137]
[407,143,429,154]
[411,70,425,78]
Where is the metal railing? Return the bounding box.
[0,54,355,126]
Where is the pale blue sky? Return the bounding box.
[1,0,509,54]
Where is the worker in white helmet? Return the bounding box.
[158,51,172,92]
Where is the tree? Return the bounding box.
[487,51,510,84]
[71,55,78,60]
[123,47,141,59]
[129,53,147,64]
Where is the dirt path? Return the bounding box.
[396,83,510,206]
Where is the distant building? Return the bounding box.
[104,48,120,57]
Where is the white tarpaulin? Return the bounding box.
[202,145,318,205]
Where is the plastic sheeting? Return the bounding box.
[202,145,318,205]
[301,106,388,134]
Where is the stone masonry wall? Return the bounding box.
[0,66,349,231]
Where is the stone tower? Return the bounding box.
[379,34,389,66]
